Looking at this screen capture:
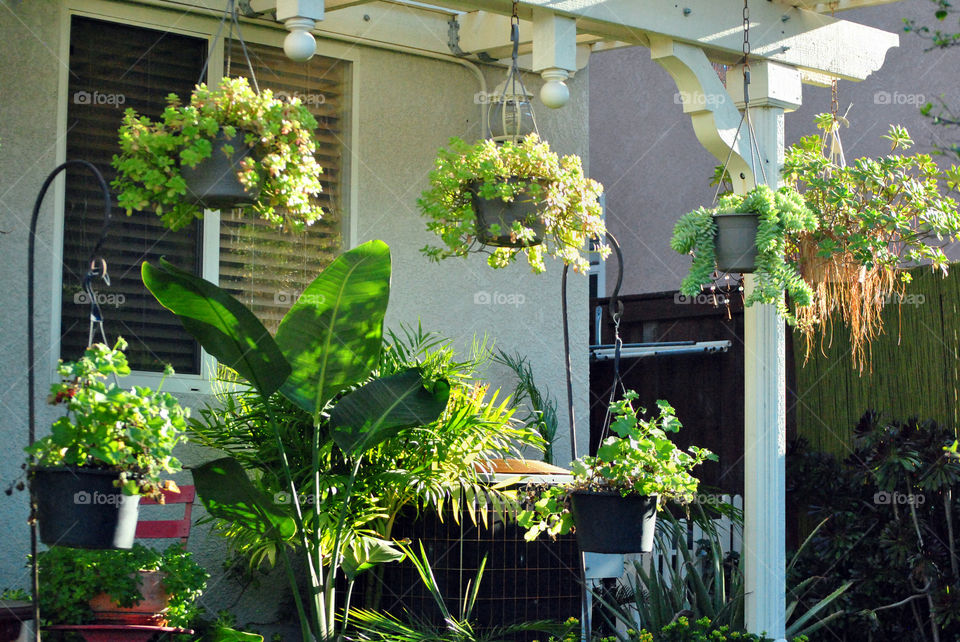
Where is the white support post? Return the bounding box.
[727,62,799,642]
[654,44,801,638]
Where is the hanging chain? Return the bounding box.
[829,3,839,121]
[511,0,520,64]
[742,0,750,66]
[830,77,839,120]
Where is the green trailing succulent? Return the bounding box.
[418,134,608,273]
[518,391,715,542]
[35,543,208,628]
[112,76,323,231]
[670,184,817,325]
[25,338,187,499]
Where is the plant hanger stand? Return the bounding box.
[27,160,114,642]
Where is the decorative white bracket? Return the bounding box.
[531,10,577,108]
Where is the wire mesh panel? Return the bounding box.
[362,505,582,640]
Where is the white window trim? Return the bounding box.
[51,0,360,395]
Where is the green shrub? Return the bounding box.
[788,411,960,640]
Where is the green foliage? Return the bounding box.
[188,326,543,575]
[142,258,292,397]
[517,391,714,541]
[24,338,187,499]
[670,184,817,325]
[533,616,808,642]
[418,134,608,273]
[494,349,559,464]
[590,504,845,641]
[347,542,560,642]
[146,241,526,642]
[35,543,208,628]
[112,76,323,231]
[904,1,960,51]
[788,412,960,641]
[783,117,960,277]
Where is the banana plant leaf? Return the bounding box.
[142,259,291,397]
[275,239,391,418]
[329,369,451,456]
[192,457,297,541]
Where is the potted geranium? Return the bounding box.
[670,183,818,328]
[36,543,207,627]
[518,391,714,554]
[25,338,188,549]
[418,133,608,273]
[112,76,324,231]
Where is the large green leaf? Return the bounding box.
[142,259,291,397]
[192,457,297,541]
[329,369,450,455]
[275,240,391,417]
[341,535,405,580]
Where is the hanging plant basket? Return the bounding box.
[30,467,141,549]
[89,570,170,625]
[713,210,759,274]
[471,179,545,248]
[181,131,261,210]
[568,491,658,554]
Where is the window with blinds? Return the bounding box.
[61,15,348,374]
[220,41,345,332]
[62,16,205,373]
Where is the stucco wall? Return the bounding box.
[0,1,591,636]
[590,0,960,296]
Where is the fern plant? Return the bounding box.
[670,184,817,326]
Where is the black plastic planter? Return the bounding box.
[181,131,260,210]
[471,179,545,248]
[568,491,657,554]
[714,211,759,273]
[30,467,140,549]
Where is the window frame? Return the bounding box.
[51,0,359,394]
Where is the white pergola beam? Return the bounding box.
[425,0,899,81]
[457,12,603,60]
[790,0,903,12]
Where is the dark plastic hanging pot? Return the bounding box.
[30,467,141,549]
[471,179,545,248]
[568,491,658,554]
[181,131,260,210]
[713,211,759,273]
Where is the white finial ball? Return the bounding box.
[540,79,570,109]
[284,29,317,62]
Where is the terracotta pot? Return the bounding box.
[88,570,169,626]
